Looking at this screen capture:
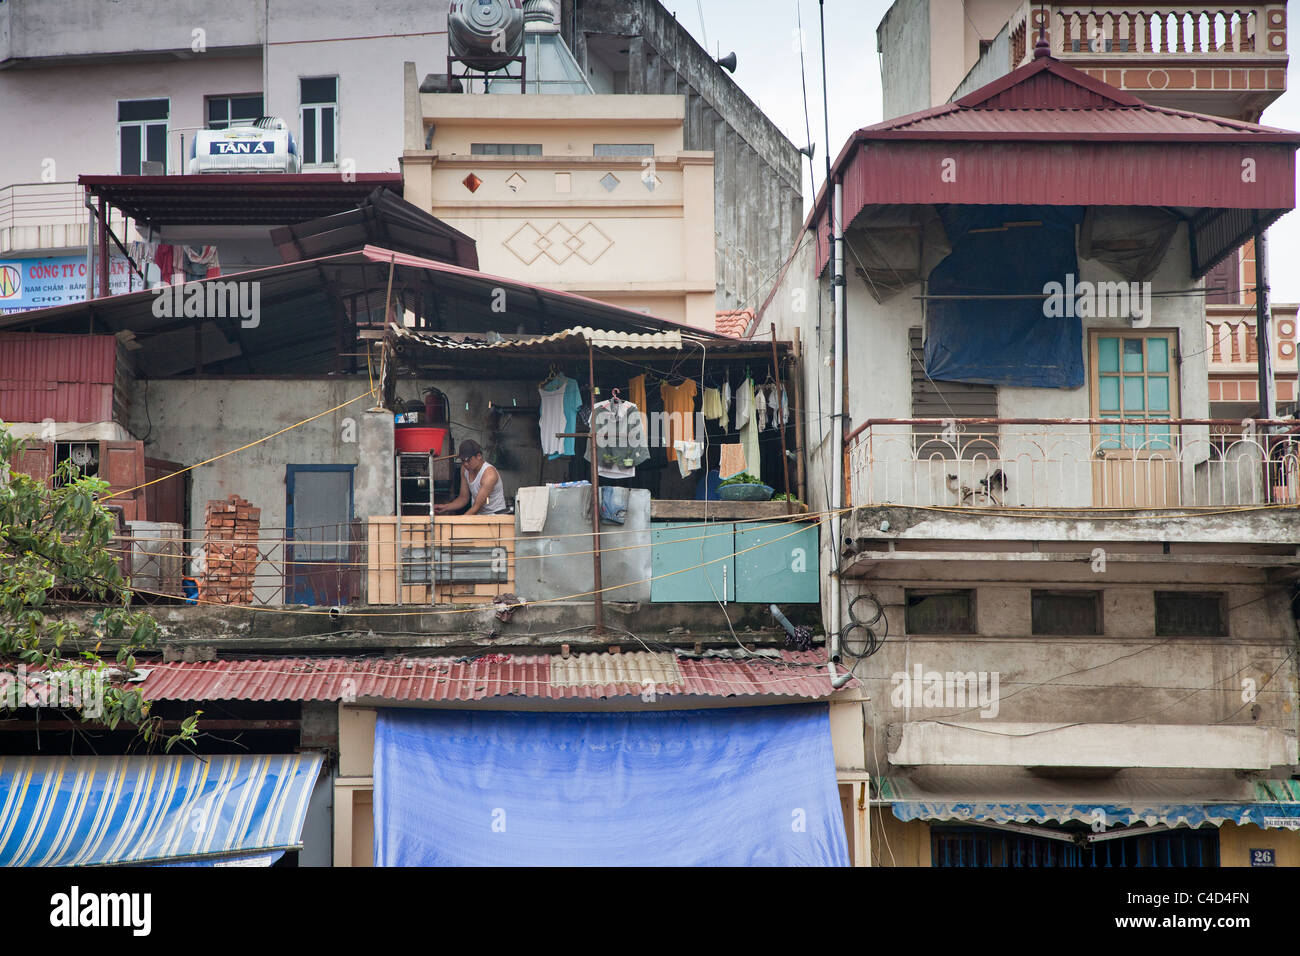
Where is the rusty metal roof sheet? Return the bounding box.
[133,651,852,704]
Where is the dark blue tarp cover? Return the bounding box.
[373,704,849,866]
[925,205,1085,388]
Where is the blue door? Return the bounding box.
[734,521,820,603]
[650,521,734,603]
[286,465,355,605]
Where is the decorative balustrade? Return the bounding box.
[846,419,1300,510]
[1009,3,1284,65]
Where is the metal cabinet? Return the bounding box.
[650,521,734,603]
[733,521,820,604]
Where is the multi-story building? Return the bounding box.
[761,47,1300,866]
[0,0,800,322]
[877,0,1297,418]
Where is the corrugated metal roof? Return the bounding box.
[132,651,852,704]
[806,56,1300,277]
[390,325,687,354]
[0,333,119,423]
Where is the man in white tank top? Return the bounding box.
[434,439,508,515]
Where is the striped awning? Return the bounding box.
[0,753,324,866]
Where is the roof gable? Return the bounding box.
[955,56,1144,110]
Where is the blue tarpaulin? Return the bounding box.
[373,704,850,866]
[925,205,1086,388]
[0,754,323,866]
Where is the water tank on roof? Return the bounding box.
[448,0,525,70]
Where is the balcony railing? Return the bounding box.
[846,419,1300,509]
[1011,3,1284,66]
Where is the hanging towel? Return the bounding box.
[674,440,703,478]
[628,374,648,415]
[755,386,768,431]
[701,387,724,424]
[718,443,746,479]
[599,486,629,525]
[722,379,733,427]
[516,486,550,533]
[153,244,176,283]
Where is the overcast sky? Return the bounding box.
[677,0,1300,301]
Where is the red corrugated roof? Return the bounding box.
[0,333,119,423]
[807,56,1300,276]
[134,651,853,703]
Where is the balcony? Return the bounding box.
[1008,2,1287,116]
[846,419,1300,510]
[0,182,127,256]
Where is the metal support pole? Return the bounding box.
[97,198,110,298]
[83,191,95,303]
[588,341,604,636]
[770,322,792,513]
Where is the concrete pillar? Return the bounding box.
[355,409,395,519]
[628,37,646,94]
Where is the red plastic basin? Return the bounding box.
[395,425,448,455]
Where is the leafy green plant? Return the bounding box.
[0,425,199,750]
[718,472,764,486]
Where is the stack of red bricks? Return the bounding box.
[202,495,260,605]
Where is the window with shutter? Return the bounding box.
[1205,253,1238,305]
[910,327,999,459]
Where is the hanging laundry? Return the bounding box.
[659,379,698,462]
[722,378,733,428]
[516,486,550,533]
[628,374,648,415]
[701,387,724,424]
[586,398,649,479]
[673,440,703,478]
[153,244,176,283]
[736,376,760,483]
[599,486,629,525]
[755,386,768,431]
[718,443,746,479]
[184,244,222,279]
[539,374,580,458]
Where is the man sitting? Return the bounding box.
[434,439,508,515]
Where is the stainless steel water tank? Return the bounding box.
[448,0,525,70]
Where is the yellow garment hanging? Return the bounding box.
[701,386,724,423]
[659,379,698,462]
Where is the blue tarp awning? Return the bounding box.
[0,754,323,866]
[374,704,850,866]
[878,776,1300,830]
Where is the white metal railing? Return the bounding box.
[0,182,128,234]
[846,419,1300,509]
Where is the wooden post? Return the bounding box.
[97,198,110,298]
[770,323,792,514]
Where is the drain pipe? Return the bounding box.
[828,177,852,689]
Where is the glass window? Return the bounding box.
[593,144,654,157]
[470,143,542,156]
[117,99,169,174]
[299,78,338,165]
[207,94,264,130]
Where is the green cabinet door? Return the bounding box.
[650,521,734,603]
[734,521,820,604]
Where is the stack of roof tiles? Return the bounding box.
[202,495,260,605]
